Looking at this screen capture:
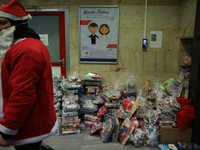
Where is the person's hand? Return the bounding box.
[0,135,12,147]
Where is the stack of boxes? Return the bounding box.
[53,75,63,135]
[80,72,103,131]
[61,74,82,135]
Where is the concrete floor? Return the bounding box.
[0,131,160,150]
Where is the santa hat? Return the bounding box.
[0,0,32,21]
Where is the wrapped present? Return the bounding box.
[103,90,121,100]
[119,117,136,145]
[112,117,119,143]
[84,121,102,128]
[79,122,91,131]
[103,114,114,122]
[100,118,115,143]
[115,111,127,119]
[125,92,136,98]
[62,127,80,135]
[81,94,96,100]
[127,101,141,117]
[81,100,98,112]
[100,93,110,102]
[131,116,139,128]
[97,105,108,118]
[82,72,101,81]
[66,90,78,94]
[143,125,159,147]
[93,95,104,104]
[135,105,146,118]
[62,111,78,117]
[90,123,103,135]
[55,109,62,117]
[54,102,61,110]
[54,117,61,136]
[62,94,79,102]
[167,144,178,150]
[83,114,101,122]
[105,101,120,108]
[107,108,118,115]
[68,73,81,82]
[130,128,145,147]
[65,82,82,89]
[62,102,80,112]
[79,109,97,114]
[62,115,79,124]
[93,99,104,105]
[120,117,136,135]
[85,86,99,93]
[142,81,149,97]
[62,119,80,128]
[83,81,102,86]
[119,130,130,145]
[123,99,134,112]
[151,110,161,126]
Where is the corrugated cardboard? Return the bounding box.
[159,126,192,144]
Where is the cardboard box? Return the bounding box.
[160,126,192,144]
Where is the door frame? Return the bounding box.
[26,8,70,78]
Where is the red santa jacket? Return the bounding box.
[0,38,57,146]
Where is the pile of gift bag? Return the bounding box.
[52,71,196,147]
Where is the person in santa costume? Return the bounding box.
[0,0,57,149]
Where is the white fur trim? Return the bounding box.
[0,71,3,120]
[12,120,58,146]
[0,11,29,20]
[27,14,32,20]
[0,124,18,135]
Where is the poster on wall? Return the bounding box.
[79,5,119,63]
[150,31,163,48]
